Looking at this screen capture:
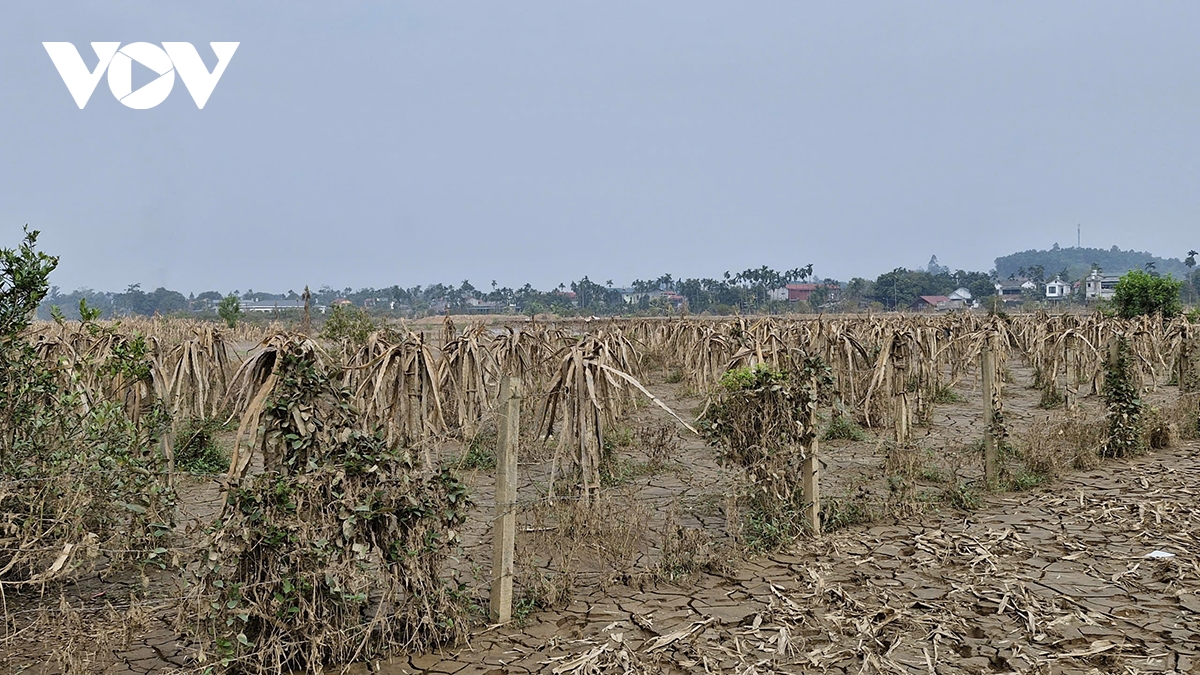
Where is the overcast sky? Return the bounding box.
[2,2,1198,294]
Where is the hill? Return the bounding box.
[994,246,1189,282]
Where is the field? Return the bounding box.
[1,312,1199,674]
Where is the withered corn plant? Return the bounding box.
[189,335,471,674]
[165,325,235,422]
[538,334,691,503]
[350,330,446,468]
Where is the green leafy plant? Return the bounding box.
[1112,270,1183,319]
[0,228,177,585]
[174,418,228,474]
[217,294,241,328]
[318,303,376,345]
[822,414,867,441]
[456,427,496,470]
[1101,337,1144,458]
[931,385,964,404]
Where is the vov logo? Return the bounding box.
[43,42,239,109]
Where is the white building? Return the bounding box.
[1044,277,1072,301]
[1084,271,1120,300]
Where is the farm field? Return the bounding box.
[1,312,1198,674]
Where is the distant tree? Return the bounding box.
[1112,270,1182,319]
[995,246,1188,282]
[967,277,997,302]
[1186,250,1197,270]
[217,294,241,328]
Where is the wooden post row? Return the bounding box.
[490,376,521,624]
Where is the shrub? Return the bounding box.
[700,356,832,549]
[217,294,241,328]
[1,229,177,584]
[1101,337,1144,458]
[318,304,376,345]
[1112,270,1183,319]
[189,340,471,673]
[822,414,867,441]
[174,418,228,474]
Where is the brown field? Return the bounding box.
[2,313,1199,674]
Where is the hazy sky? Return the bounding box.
[2,2,1198,294]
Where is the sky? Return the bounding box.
[1,2,1198,295]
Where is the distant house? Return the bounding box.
[1044,277,1072,301]
[464,297,508,314]
[767,283,841,304]
[1084,271,1120,300]
[994,280,1036,303]
[618,288,663,304]
[241,298,316,313]
[910,295,951,311]
[948,287,973,302]
[665,292,686,309]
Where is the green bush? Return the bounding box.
[319,304,376,345]
[822,415,867,441]
[1102,337,1144,458]
[174,418,228,474]
[217,294,241,328]
[1112,270,1183,319]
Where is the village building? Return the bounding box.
[1084,271,1121,300]
[909,295,952,311]
[994,280,1036,303]
[767,283,842,305]
[1044,277,1072,301]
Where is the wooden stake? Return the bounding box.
[982,333,997,487]
[490,376,521,624]
[802,437,820,535]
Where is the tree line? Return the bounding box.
[35,251,1200,320]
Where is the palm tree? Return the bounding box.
[1186,250,1197,269]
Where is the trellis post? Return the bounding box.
[490,376,521,623]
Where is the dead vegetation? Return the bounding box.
[186,336,472,673]
[4,302,1200,672]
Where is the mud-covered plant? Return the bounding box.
[0,229,177,585]
[655,507,728,582]
[1102,336,1144,458]
[1037,382,1064,410]
[699,354,831,549]
[190,337,471,674]
[456,425,496,470]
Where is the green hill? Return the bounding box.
[994,246,1189,282]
